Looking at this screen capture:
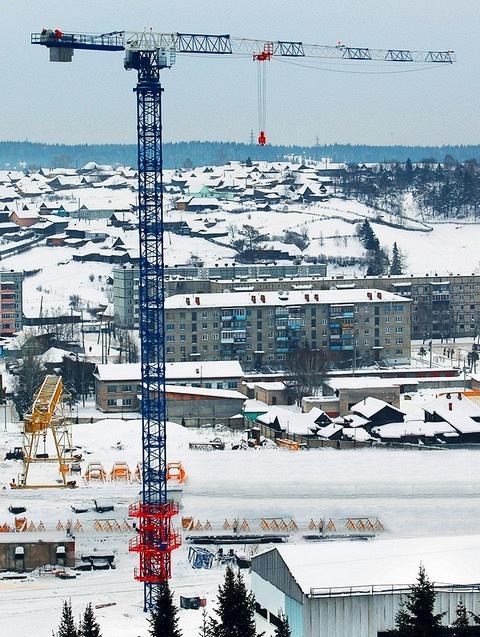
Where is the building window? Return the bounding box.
[107,385,117,393]
[166,335,175,342]
[166,323,175,330]
[121,385,132,392]
[122,398,132,406]
[180,323,186,330]
[395,316,403,322]
[202,311,208,318]
[395,327,403,334]
[107,399,116,406]
[202,334,208,341]
[202,323,208,329]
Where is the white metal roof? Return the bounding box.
[263,535,480,595]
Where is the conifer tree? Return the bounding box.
[390,242,405,275]
[395,564,444,637]
[208,565,258,637]
[198,608,209,637]
[148,582,182,637]
[452,598,470,637]
[79,603,101,637]
[274,611,291,637]
[58,600,78,637]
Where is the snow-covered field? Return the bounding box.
[1,416,480,635]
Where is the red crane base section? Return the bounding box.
[129,502,181,584]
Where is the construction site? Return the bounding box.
[1,2,479,636]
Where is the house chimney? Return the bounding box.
[305,294,310,302]
[260,294,266,303]
[251,295,256,303]
[186,297,191,305]
[367,292,373,300]
[448,402,453,411]
[314,293,319,302]
[458,392,462,400]
[195,296,200,305]
[377,292,382,299]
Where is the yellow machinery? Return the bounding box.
[14,375,73,489]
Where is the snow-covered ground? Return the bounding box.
[1,415,480,635]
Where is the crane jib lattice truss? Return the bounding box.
[31,28,454,611]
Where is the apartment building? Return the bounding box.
[113,262,328,328]
[0,270,23,335]
[167,273,480,340]
[164,289,411,369]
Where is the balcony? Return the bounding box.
[276,335,289,341]
[277,347,290,353]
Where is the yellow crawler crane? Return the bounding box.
[15,375,73,488]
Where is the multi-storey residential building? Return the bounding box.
[164,289,411,369]
[113,263,328,328]
[172,273,480,340]
[0,270,23,335]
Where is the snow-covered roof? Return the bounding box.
[422,393,480,417]
[166,288,409,310]
[94,360,243,382]
[342,427,372,441]
[373,421,456,439]
[165,385,245,400]
[327,377,399,391]
[342,414,370,428]
[316,423,343,439]
[254,382,286,392]
[351,397,405,419]
[260,535,480,594]
[242,399,269,413]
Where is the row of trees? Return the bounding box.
[342,158,480,220]
[356,219,405,276]
[54,567,290,637]
[57,601,101,637]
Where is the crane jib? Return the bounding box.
[31,31,455,63]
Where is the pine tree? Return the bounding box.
[390,242,405,275]
[148,582,182,637]
[79,603,101,637]
[357,219,379,251]
[274,611,291,637]
[198,608,209,637]
[366,248,389,276]
[209,566,258,637]
[58,600,78,637]
[395,564,445,637]
[452,598,470,637]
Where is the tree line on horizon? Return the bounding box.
[2,140,480,170]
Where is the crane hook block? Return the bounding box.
[258,131,267,146]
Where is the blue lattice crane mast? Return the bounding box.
[31,28,454,610]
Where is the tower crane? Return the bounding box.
[31,28,454,610]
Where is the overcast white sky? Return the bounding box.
[2,1,477,146]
